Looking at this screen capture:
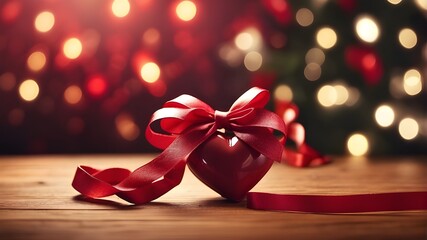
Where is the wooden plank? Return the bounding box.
[0,155,426,239]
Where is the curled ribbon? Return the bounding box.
[72,87,286,204]
[278,102,331,167]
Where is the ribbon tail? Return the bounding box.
[247,192,427,213]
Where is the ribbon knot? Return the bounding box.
[214,110,229,129]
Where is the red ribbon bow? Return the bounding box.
[72,87,286,204]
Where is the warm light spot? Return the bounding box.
[374,105,395,127]
[305,48,325,65]
[399,118,419,140]
[176,1,197,22]
[87,76,107,97]
[414,0,427,10]
[296,8,314,27]
[63,38,83,59]
[115,113,140,141]
[355,15,380,43]
[27,51,46,72]
[19,79,39,102]
[112,0,130,18]
[143,28,160,46]
[0,72,16,91]
[316,27,337,49]
[235,32,253,51]
[317,85,337,107]
[274,84,293,102]
[347,133,369,156]
[218,44,241,67]
[403,69,422,96]
[398,28,417,49]
[345,87,360,106]
[234,28,262,51]
[140,62,161,83]
[387,0,402,4]
[244,51,263,72]
[304,63,321,81]
[333,84,349,105]
[34,11,55,33]
[64,85,83,105]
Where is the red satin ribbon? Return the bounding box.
[72,87,286,204]
[72,87,427,213]
[277,102,331,167]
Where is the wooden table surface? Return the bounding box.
[0,155,426,239]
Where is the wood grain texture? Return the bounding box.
[0,155,426,239]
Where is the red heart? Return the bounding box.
[187,132,273,201]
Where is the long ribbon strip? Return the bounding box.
[72,87,427,212]
[247,192,427,213]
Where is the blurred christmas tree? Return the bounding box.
[0,0,425,155]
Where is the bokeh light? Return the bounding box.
[112,0,130,18]
[34,11,55,33]
[27,51,46,72]
[176,1,197,22]
[234,28,262,51]
[274,84,293,102]
[86,76,107,97]
[387,0,402,5]
[398,28,417,49]
[63,38,83,59]
[19,79,39,102]
[347,133,369,156]
[414,0,427,11]
[355,15,380,43]
[317,85,337,107]
[333,84,349,105]
[244,51,263,72]
[316,27,337,49]
[399,118,419,140]
[64,85,83,105]
[115,113,140,141]
[374,105,395,127]
[304,63,321,81]
[403,68,422,96]
[296,8,314,27]
[140,62,161,83]
[305,48,325,65]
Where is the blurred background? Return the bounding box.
[0,0,426,156]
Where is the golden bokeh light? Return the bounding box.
[27,51,46,72]
[64,85,83,105]
[398,28,417,49]
[34,11,55,33]
[316,27,337,49]
[304,63,321,81]
[347,133,369,156]
[19,79,39,102]
[296,8,314,27]
[63,38,83,59]
[115,113,140,141]
[244,51,263,72]
[274,84,293,102]
[305,48,325,65]
[234,28,262,51]
[176,1,197,22]
[399,118,419,140]
[355,15,380,43]
[414,0,427,10]
[387,0,402,4]
[374,105,395,127]
[140,62,161,83]
[112,0,130,18]
[333,84,349,105]
[317,85,337,107]
[403,69,422,96]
